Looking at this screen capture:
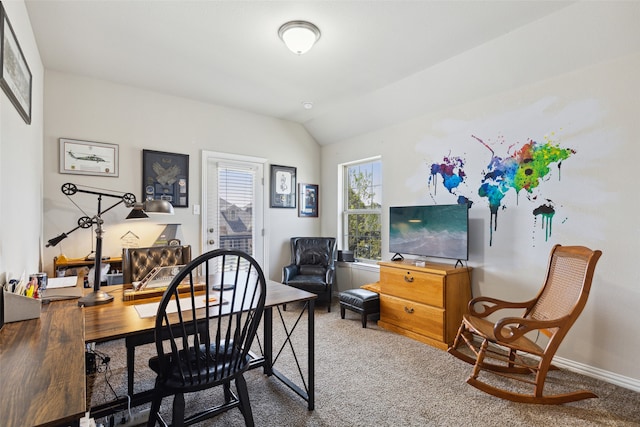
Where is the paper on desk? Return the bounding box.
[134,294,227,319]
[47,276,79,288]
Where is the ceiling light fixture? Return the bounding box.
[278,20,321,55]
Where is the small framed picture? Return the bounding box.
[270,165,296,208]
[59,138,119,177]
[298,183,318,217]
[0,4,32,125]
[143,149,189,208]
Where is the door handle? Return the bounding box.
[404,306,414,314]
[404,275,414,283]
[208,240,215,245]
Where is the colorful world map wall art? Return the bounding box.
[428,132,575,246]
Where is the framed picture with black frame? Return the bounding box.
[142,149,189,208]
[298,183,318,217]
[0,3,32,124]
[270,164,296,208]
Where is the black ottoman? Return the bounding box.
[339,288,380,328]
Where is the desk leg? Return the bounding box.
[258,300,314,411]
[308,298,315,411]
[127,342,135,397]
[263,306,273,376]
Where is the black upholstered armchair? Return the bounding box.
[282,237,336,312]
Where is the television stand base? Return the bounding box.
[391,253,404,261]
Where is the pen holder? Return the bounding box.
[2,290,41,323]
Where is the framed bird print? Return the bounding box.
[142,149,189,208]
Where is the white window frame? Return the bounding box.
[339,156,382,263]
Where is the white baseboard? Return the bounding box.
[553,356,640,393]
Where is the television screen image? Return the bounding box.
[389,204,468,261]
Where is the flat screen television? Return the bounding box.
[389,204,469,261]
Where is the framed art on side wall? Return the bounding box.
[143,149,189,208]
[59,138,119,177]
[270,165,296,208]
[298,183,318,217]
[0,3,32,124]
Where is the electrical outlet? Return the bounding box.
[119,408,150,427]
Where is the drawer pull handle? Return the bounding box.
[404,306,414,314]
[404,275,414,283]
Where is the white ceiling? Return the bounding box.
[25,1,619,145]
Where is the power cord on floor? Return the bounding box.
[87,346,145,426]
[86,347,122,426]
[91,347,118,400]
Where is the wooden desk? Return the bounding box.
[84,281,317,417]
[0,300,86,427]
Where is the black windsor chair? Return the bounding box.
[146,249,267,427]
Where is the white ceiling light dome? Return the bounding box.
[278,20,321,55]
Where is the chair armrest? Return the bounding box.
[282,264,299,283]
[493,316,568,343]
[325,266,336,285]
[468,296,536,318]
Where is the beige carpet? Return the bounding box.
[90,299,640,426]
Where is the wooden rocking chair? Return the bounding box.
[448,244,602,404]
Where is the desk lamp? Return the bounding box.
[46,183,173,306]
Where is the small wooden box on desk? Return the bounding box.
[363,260,472,350]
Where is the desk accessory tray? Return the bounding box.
[123,265,204,301]
[3,290,41,323]
[137,265,187,290]
[123,283,206,301]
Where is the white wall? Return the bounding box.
[42,71,320,281]
[336,262,379,293]
[321,13,640,386]
[0,1,44,283]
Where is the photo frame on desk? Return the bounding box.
[0,3,32,125]
[270,164,296,208]
[143,149,189,207]
[59,138,119,177]
[298,183,318,217]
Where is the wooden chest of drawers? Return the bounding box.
[375,260,471,350]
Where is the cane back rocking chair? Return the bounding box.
[448,244,602,404]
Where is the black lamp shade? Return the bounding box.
[126,206,148,219]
